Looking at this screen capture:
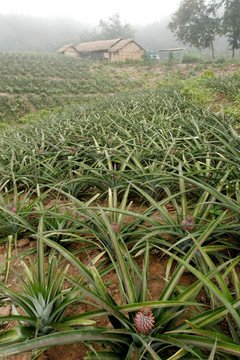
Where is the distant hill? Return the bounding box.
[0,13,229,55]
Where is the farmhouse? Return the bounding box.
[76,38,145,63]
[57,44,80,58]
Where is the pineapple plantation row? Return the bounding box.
[0,52,239,128]
[0,57,240,359]
[0,53,145,126]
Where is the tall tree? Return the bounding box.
[168,0,220,59]
[221,0,240,58]
[98,13,135,40]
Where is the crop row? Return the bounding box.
[1,86,239,194]
[205,71,240,101]
[0,81,240,358]
[0,53,239,129]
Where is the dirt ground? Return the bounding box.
[118,63,240,83]
[0,184,239,359]
[0,238,199,360]
[2,228,237,360]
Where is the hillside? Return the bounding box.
[0,54,240,360]
[0,53,239,129]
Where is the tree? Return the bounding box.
[98,13,135,40]
[168,0,220,59]
[221,0,240,58]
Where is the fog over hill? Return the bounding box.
[0,14,87,52]
[0,13,229,56]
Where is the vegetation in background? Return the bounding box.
[220,0,240,58]
[0,9,238,58]
[0,52,239,129]
[0,53,145,127]
[98,13,135,40]
[168,0,240,59]
[168,0,220,59]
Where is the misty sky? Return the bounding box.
[1,0,182,25]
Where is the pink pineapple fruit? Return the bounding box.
[134,306,155,334]
[111,222,120,233]
[6,204,17,213]
[181,214,194,232]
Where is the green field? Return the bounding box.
[0,53,239,128]
[0,53,240,359]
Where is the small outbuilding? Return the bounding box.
[108,39,145,63]
[57,44,80,58]
[158,48,185,64]
[76,38,145,63]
